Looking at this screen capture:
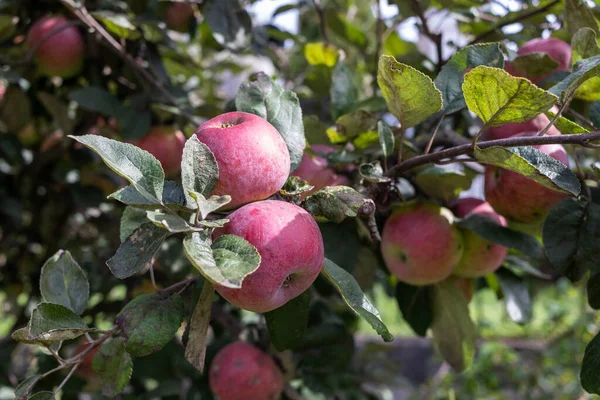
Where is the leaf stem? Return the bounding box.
[312,0,329,45]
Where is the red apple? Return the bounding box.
[293,144,349,196]
[209,341,283,400]
[452,198,508,277]
[27,15,85,78]
[506,37,571,83]
[166,2,195,32]
[195,112,290,210]
[213,200,324,313]
[483,113,560,141]
[485,131,569,223]
[133,126,186,176]
[381,202,464,286]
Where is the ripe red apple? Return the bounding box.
[209,341,283,400]
[483,113,560,141]
[195,112,290,210]
[506,37,571,83]
[166,2,195,32]
[26,15,85,78]
[293,144,349,196]
[213,200,323,312]
[381,202,464,286]
[133,126,186,176]
[485,131,569,223]
[452,198,508,277]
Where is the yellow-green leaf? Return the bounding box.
[304,42,338,67]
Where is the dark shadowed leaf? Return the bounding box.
[40,250,89,315]
[581,332,600,394]
[107,223,170,279]
[322,258,393,342]
[70,135,165,204]
[415,165,473,203]
[565,0,599,36]
[572,28,600,63]
[588,273,600,309]
[108,181,188,211]
[377,121,395,158]
[36,92,76,135]
[92,337,133,397]
[116,293,185,357]
[503,255,550,279]
[181,136,219,208]
[359,161,391,183]
[235,72,305,170]
[29,303,92,341]
[395,282,433,337]
[550,54,600,102]
[331,61,359,119]
[185,281,214,373]
[204,0,252,51]
[510,53,559,81]
[304,186,376,223]
[496,268,531,324]
[265,290,310,351]
[431,280,477,371]
[14,375,41,400]
[28,392,54,400]
[120,206,147,243]
[474,146,580,196]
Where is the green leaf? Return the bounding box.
[591,101,600,128]
[184,281,214,373]
[29,303,92,341]
[92,11,141,40]
[116,292,186,357]
[430,280,477,371]
[503,255,550,279]
[183,232,260,289]
[69,135,165,204]
[378,55,443,129]
[264,290,310,351]
[304,42,338,67]
[14,375,41,400]
[92,337,133,397]
[459,214,543,260]
[36,92,76,135]
[322,258,393,342]
[303,115,331,145]
[463,66,558,127]
[395,282,433,337]
[40,250,89,315]
[120,206,148,243]
[509,53,559,81]
[235,72,306,170]
[581,332,600,395]
[572,28,600,64]
[587,273,600,309]
[434,43,504,114]
[325,12,366,49]
[108,181,188,211]
[542,198,600,281]
[146,210,197,233]
[415,165,474,203]
[204,0,252,51]
[11,327,53,346]
[550,54,600,102]
[474,146,580,196]
[544,110,590,134]
[28,392,55,400]
[377,121,395,158]
[279,176,315,197]
[358,161,391,183]
[326,110,378,144]
[198,219,230,228]
[181,136,219,208]
[331,61,359,119]
[107,223,170,279]
[565,0,599,36]
[189,191,231,219]
[304,186,376,223]
[496,268,531,325]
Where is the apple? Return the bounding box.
[166,2,195,32]
[209,341,283,400]
[506,37,571,83]
[293,144,349,196]
[133,126,186,176]
[26,15,85,78]
[452,277,474,303]
[381,202,464,286]
[195,112,290,210]
[213,200,324,313]
[485,131,569,223]
[483,113,560,141]
[452,198,508,278]
[74,341,99,380]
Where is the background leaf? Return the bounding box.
[40,250,89,315]
[184,281,214,373]
[265,290,310,351]
[92,337,133,397]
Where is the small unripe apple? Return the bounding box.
[214,200,324,313]
[133,126,186,176]
[195,112,290,210]
[381,202,464,286]
[209,341,283,400]
[506,38,571,83]
[484,113,560,141]
[452,198,508,278]
[485,131,569,223]
[27,16,85,78]
[166,2,195,32]
[293,144,349,196]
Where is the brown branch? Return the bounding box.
[410,0,443,71]
[468,0,561,45]
[387,130,600,176]
[373,0,384,92]
[312,0,329,45]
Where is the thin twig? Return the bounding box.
[410,0,443,71]
[424,117,444,155]
[468,0,561,45]
[54,364,79,395]
[387,130,600,176]
[149,261,158,291]
[373,0,384,92]
[312,0,329,45]
[537,100,569,136]
[160,277,197,295]
[566,108,596,130]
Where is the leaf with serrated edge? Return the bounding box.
[69,135,165,204]
[304,186,376,223]
[189,191,231,220]
[545,111,590,134]
[377,55,442,129]
[377,121,395,157]
[146,210,197,233]
[463,66,557,127]
[120,206,147,243]
[92,337,133,397]
[109,181,188,211]
[181,136,219,208]
[40,250,89,315]
[322,258,393,342]
[550,54,600,102]
[29,303,92,341]
[185,281,214,373]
